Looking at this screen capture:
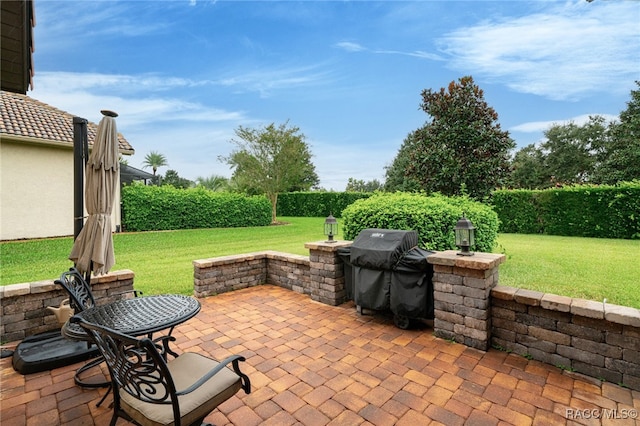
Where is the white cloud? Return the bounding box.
[32,71,246,128]
[335,41,442,61]
[511,113,619,133]
[335,42,366,52]
[214,64,334,98]
[439,1,640,101]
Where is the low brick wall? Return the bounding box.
[492,285,640,390]
[194,241,351,305]
[0,270,135,343]
[194,246,640,391]
[194,251,311,298]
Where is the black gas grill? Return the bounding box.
[341,229,434,329]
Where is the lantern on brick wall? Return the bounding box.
[324,214,338,243]
[455,215,475,256]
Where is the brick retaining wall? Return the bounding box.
[194,247,640,391]
[492,285,640,390]
[0,270,135,343]
[193,251,311,298]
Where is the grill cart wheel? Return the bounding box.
[394,314,410,330]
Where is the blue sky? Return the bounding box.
[31,0,639,190]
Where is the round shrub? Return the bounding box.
[341,192,499,252]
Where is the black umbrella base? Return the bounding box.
[12,330,98,375]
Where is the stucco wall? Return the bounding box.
[0,139,121,240]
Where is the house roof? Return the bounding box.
[121,163,154,184]
[0,90,134,154]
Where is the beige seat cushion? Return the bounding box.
[120,352,242,426]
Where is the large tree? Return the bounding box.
[384,131,422,192]
[540,116,608,185]
[221,122,318,223]
[508,143,549,189]
[405,76,515,199]
[594,81,640,184]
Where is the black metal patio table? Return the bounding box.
[62,294,201,401]
[63,294,201,339]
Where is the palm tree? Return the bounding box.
[195,175,229,192]
[142,151,168,176]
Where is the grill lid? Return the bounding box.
[350,229,418,270]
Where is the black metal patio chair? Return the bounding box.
[55,267,144,403]
[72,315,251,426]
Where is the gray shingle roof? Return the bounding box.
[0,90,134,153]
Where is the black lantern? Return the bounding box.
[455,215,475,256]
[324,214,338,243]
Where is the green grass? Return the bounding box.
[2,217,639,308]
[495,234,640,308]
[1,217,325,295]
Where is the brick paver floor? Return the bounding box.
[1,285,638,425]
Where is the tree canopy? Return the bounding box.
[221,122,318,223]
[345,178,383,192]
[508,82,640,188]
[594,81,640,184]
[388,76,515,199]
[162,169,193,189]
[196,175,229,192]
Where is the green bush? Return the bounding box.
[122,184,271,231]
[341,192,499,252]
[489,190,543,234]
[277,192,372,217]
[492,182,640,239]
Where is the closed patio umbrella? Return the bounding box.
[69,110,119,277]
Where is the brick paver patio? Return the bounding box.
[1,285,638,425]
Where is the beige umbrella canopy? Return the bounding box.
[69,110,119,276]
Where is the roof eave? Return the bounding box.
[0,133,135,156]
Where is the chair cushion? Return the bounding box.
[120,352,242,426]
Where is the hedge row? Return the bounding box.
[491,182,640,239]
[341,192,499,252]
[121,184,271,232]
[276,192,372,217]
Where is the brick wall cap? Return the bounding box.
[265,252,310,264]
[604,304,640,327]
[571,298,605,319]
[491,285,517,300]
[540,293,572,312]
[194,252,269,267]
[304,240,352,252]
[513,288,544,306]
[1,282,31,297]
[194,251,311,268]
[84,269,134,283]
[427,250,506,270]
[31,282,59,293]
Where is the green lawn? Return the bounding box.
[494,233,640,308]
[1,217,638,308]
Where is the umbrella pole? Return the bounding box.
[73,117,88,240]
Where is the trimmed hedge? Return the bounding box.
[122,184,271,232]
[492,182,640,239]
[276,192,372,217]
[341,192,499,252]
